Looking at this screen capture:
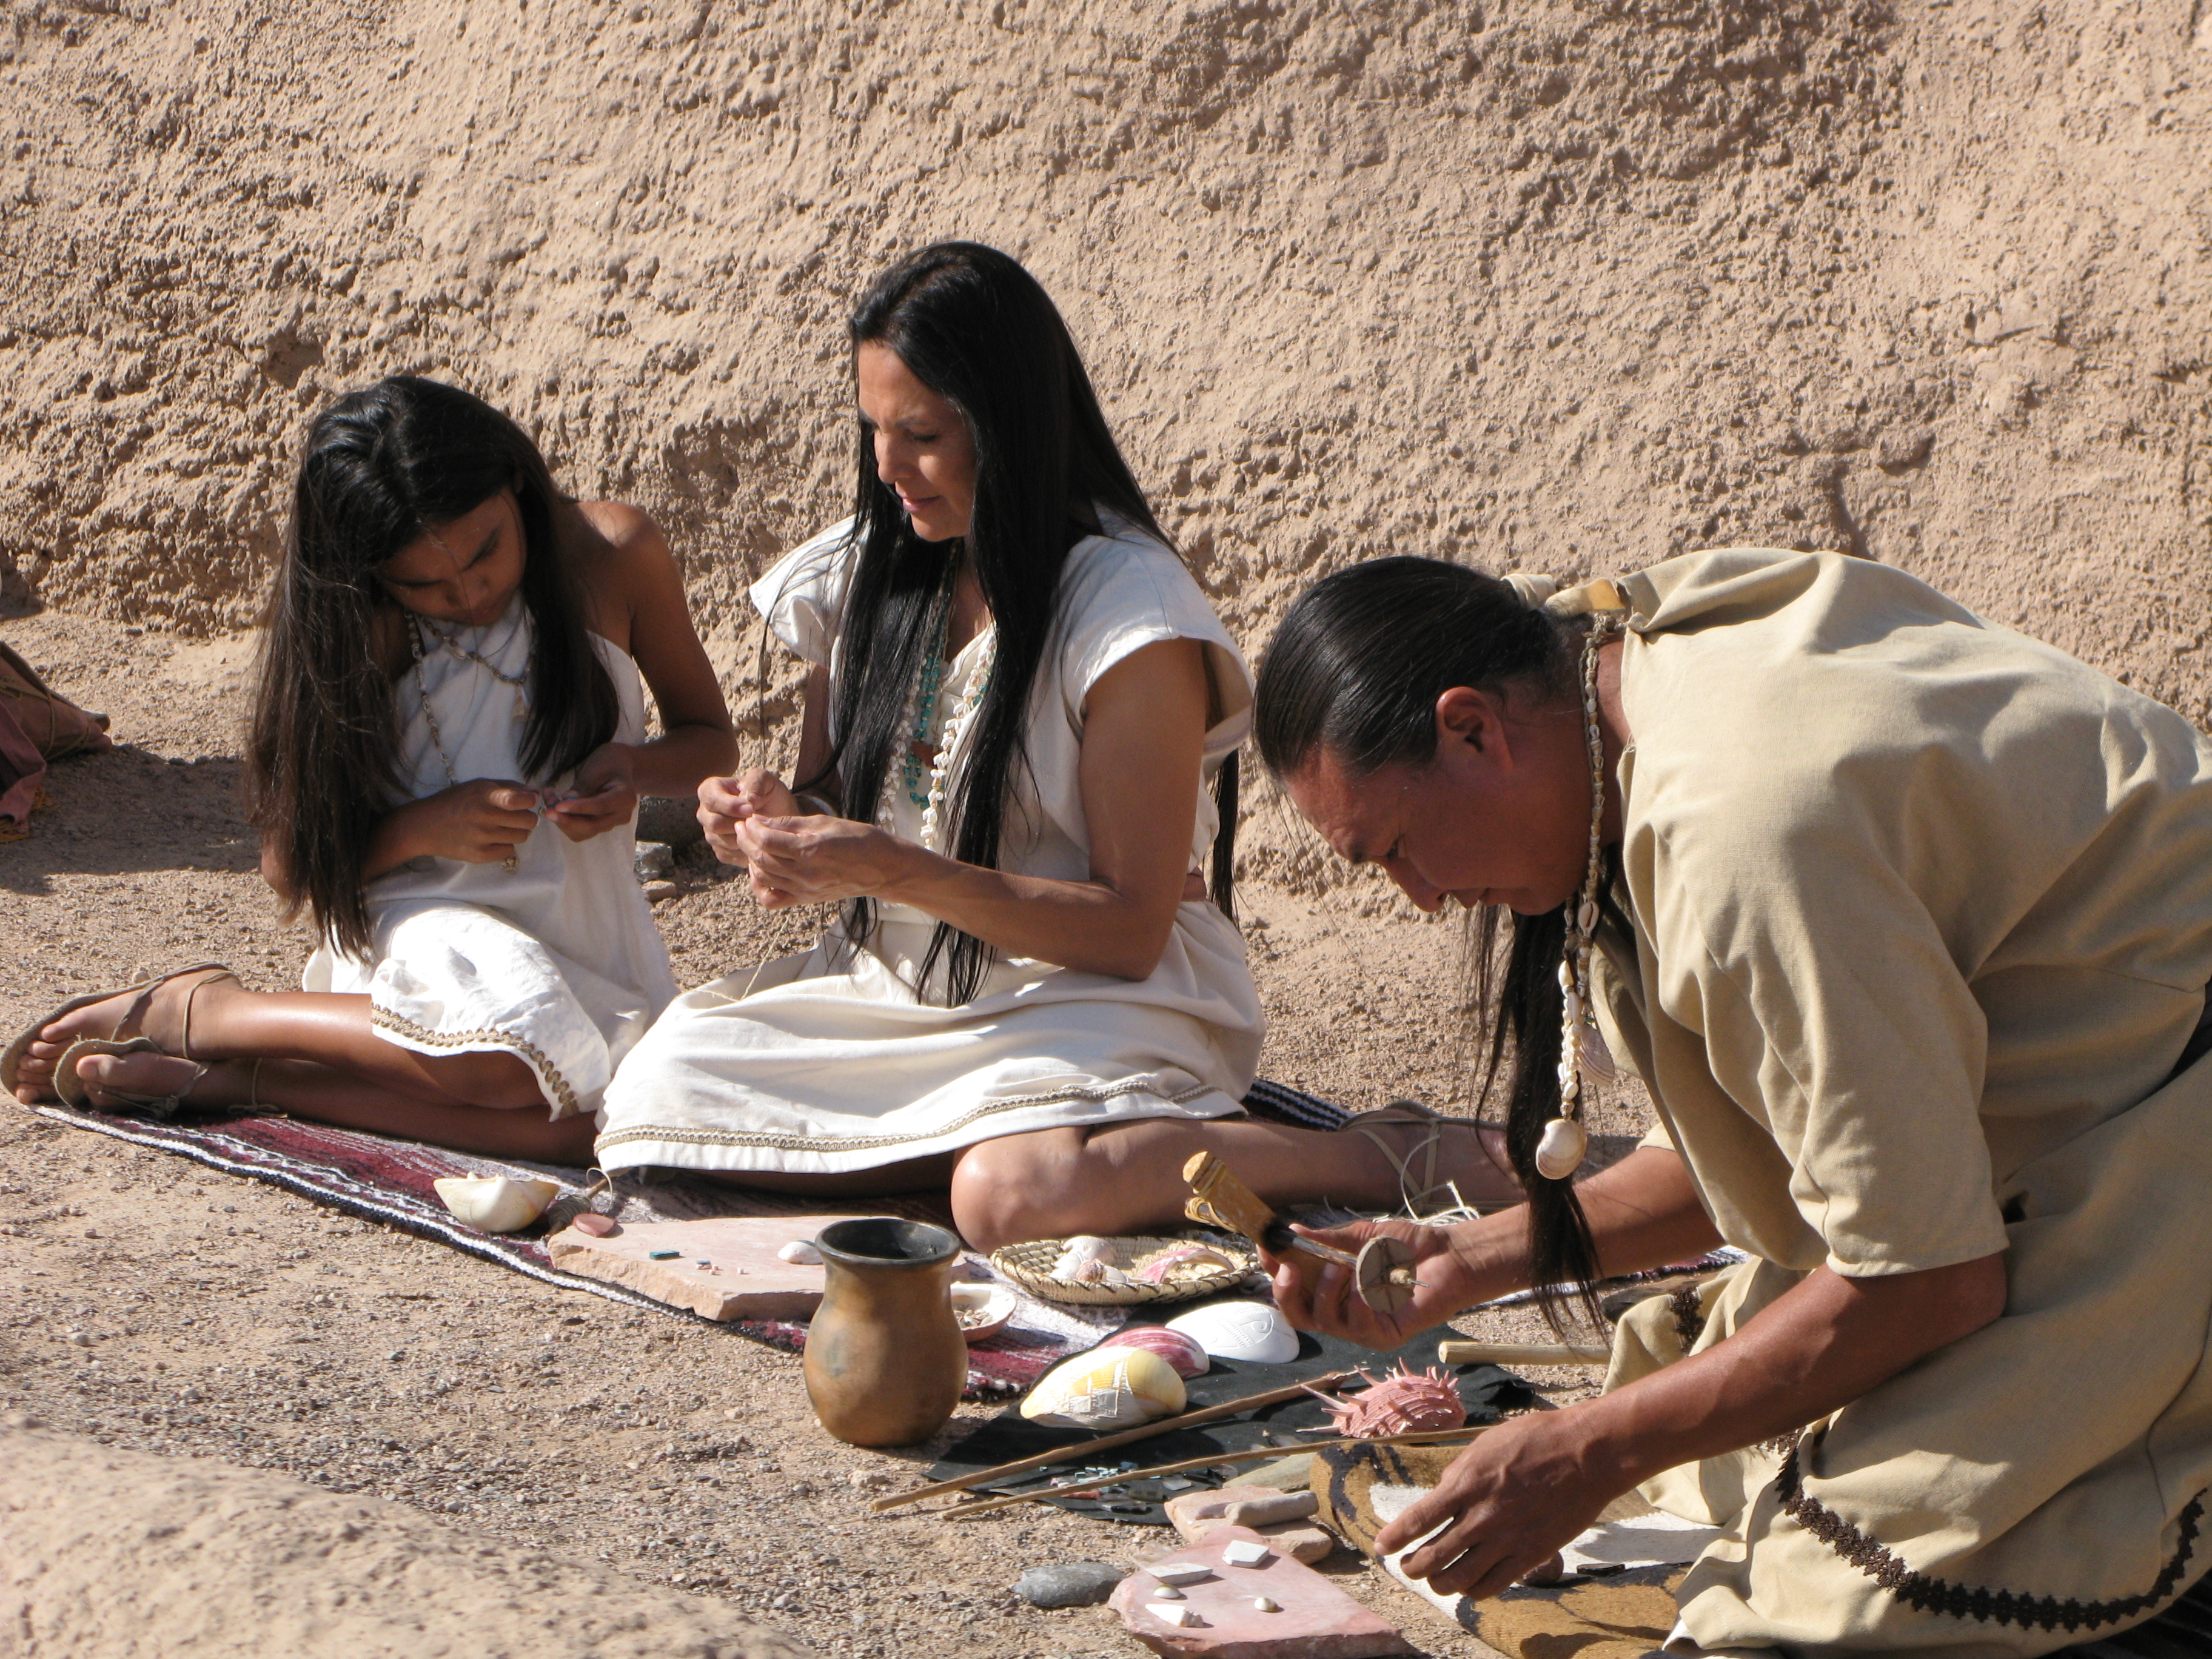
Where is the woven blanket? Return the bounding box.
[28,1077,1349,1399]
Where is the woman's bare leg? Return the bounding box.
[697,1155,960,1200]
[948,1114,1517,1252]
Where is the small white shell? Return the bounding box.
[1151,1604,1198,1627]
[1533,1116,1587,1180]
[1165,1301,1301,1365]
[432,1175,560,1233]
[1050,1235,1114,1281]
[777,1240,823,1265]
[1254,1597,1281,1613]
[1151,1584,1185,1600]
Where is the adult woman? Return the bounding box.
[594,243,1517,1247]
[1254,549,2212,1654]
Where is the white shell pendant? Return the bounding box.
[1577,1021,1617,1082]
[1533,1115,1588,1181]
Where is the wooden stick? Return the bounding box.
[937,1424,1495,1522]
[1436,1339,1610,1367]
[869,1372,1357,1513]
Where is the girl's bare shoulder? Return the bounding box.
[563,500,678,640]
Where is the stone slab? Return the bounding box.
[546,1215,875,1321]
[1165,1484,1336,1566]
[1109,1525,1415,1658]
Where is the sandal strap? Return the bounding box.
[178,970,240,1064]
[1346,1100,1456,1215]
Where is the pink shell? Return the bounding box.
[1096,1325,1210,1379]
[1307,1366,1467,1438]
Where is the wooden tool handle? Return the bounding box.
[1437,1339,1611,1367]
[1181,1150,1278,1242]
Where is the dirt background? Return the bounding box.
[3,0,2209,1651]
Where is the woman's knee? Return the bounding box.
[950,1131,1087,1251]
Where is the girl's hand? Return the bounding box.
[392,780,543,865]
[546,742,638,842]
[1375,1409,1616,1599]
[1264,1218,1476,1349]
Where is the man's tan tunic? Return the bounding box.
[1583,549,2212,1655]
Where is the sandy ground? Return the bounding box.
[0,613,1642,1658]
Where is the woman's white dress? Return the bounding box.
[301,599,678,1119]
[593,517,1265,1176]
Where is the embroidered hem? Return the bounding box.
[369,1006,583,1121]
[1775,1442,2205,1633]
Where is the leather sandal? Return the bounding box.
[1343,1099,1517,1216]
[5,964,235,1120]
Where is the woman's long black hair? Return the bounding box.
[247,375,619,956]
[800,241,1235,1004]
[1252,556,1610,1330]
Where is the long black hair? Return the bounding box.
[248,375,619,956]
[801,241,1233,1003]
[1253,556,1608,1330]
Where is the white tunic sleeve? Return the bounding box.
[749,519,860,668]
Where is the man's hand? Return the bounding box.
[387,780,542,866]
[1375,1409,1619,1598]
[546,742,638,842]
[1265,1219,1478,1350]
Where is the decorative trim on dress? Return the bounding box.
[369,1007,581,1121]
[593,1074,1218,1158]
[1775,1441,2205,1632]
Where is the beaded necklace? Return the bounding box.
[409,616,527,874]
[1535,609,1627,1180]
[897,615,950,811]
[419,611,532,722]
[916,627,997,855]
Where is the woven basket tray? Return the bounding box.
[990,1233,1259,1307]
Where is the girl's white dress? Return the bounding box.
[301,600,678,1118]
[593,517,1265,1176]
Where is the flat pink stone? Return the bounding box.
[1109,1525,1415,1659]
[1165,1486,1335,1566]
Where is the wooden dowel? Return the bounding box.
[937,1424,1493,1522]
[869,1372,1356,1513]
[1436,1339,1610,1367]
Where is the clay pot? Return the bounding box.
[803,1218,967,1447]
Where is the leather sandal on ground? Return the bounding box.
[1343,1099,1515,1217]
[3,962,233,1117]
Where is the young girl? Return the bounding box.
[4,377,736,1159]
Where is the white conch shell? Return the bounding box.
[777,1239,823,1265]
[1050,1234,1114,1280]
[432,1175,561,1233]
[1533,1116,1588,1181]
[1020,1346,1187,1430]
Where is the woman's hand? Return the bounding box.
[383,780,542,867]
[731,811,919,910]
[545,742,638,842]
[698,769,799,868]
[1265,1219,1480,1350]
[1376,1409,1621,1598]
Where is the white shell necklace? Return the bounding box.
[916,625,997,854]
[1535,609,1627,1181]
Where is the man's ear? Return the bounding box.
[1434,685,1507,760]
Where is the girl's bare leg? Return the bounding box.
[947,1114,1517,1252]
[13,974,546,1108]
[13,972,590,1158]
[53,1050,597,1161]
